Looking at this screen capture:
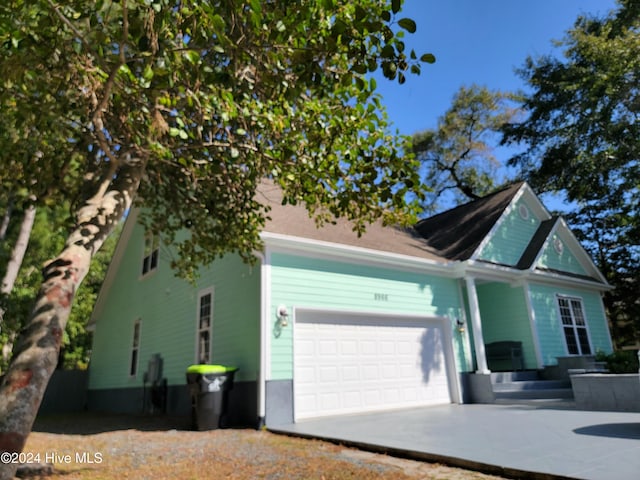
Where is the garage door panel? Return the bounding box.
[319,340,337,355]
[319,366,338,382]
[294,311,453,420]
[340,340,358,355]
[342,365,359,381]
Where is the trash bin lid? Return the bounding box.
[186,364,237,374]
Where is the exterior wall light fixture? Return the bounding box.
[277,305,289,328]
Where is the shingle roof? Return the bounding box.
[256,182,447,263]
[413,182,525,260]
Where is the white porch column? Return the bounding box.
[465,276,490,374]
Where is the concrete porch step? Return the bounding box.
[491,371,539,383]
[492,379,571,392]
[494,387,574,400]
[490,370,574,402]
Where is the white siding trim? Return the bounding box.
[555,294,594,356]
[455,279,472,372]
[261,232,454,276]
[462,259,611,292]
[195,287,215,364]
[254,250,270,422]
[597,293,615,352]
[465,277,490,374]
[129,318,142,378]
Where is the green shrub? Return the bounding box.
[596,350,639,374]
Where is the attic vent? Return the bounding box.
[518,204,530,220]
[553,237,564,254]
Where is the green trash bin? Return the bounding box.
[186,364,238,431]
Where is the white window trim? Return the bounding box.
[195,287,214,364]
[141,232,159,277]
[130,318,142,377]
[556,294,592,355]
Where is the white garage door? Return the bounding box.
[294,310,454,420]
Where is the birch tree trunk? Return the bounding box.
[1,205,36,299]
[0,199,13,241]
[0,204,37,369]
[0,159,145,480]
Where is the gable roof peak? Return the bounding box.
[413,181,529,260]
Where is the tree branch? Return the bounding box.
[46,0,93,53]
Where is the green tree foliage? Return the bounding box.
[502,0,640,346]
[0,0,431,465]
[411,85,520,213]
[1,0,429,278]
[0,206,119,373]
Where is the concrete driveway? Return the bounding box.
[270,403,640,480]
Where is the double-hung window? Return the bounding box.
[142,233,159,276]
[557,296,591,355]
[196,289,213,364]
[130,319,142,376]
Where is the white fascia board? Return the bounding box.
[555,217,609,285]
[528,269,613,291]
[521,183,554,220]
[461,259,527,283]
[461,259,612,292]
[528,217,610,286]
[260,231,456,276]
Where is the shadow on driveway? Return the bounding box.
[574,422,640,440]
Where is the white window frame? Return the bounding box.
[141,233,159,276]
[195,288,214,364]
[556,295,592,355]
[130,318,142,377]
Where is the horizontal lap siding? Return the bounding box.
[478,197,540,266]
[536,234,588,276]
[528,283,613,365]
[476,282,536,369]
[269,252,464,380]
[89,223,259,390]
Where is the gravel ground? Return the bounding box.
[19,413,508,479]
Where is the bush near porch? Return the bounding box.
[595,350,639,374]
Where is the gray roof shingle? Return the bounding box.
[413,182,525,260]
[257,182,446,263]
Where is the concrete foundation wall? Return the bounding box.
[265,380,293,426]
[571,374,640,412]
[87,380,258,427]
[39,370,88,414]
[465,373,496,404]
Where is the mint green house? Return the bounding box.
[87,182,613,426]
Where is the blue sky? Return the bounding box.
[373,0,618,211]
[377,0,618,135]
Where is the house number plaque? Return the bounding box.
[374,293,389,301]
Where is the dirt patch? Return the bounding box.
[20,413,507,479]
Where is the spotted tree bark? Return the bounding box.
[0,160,145,480]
